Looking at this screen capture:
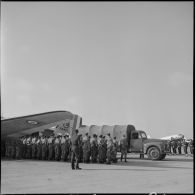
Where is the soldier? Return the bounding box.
[106,133,113,164]
[171,139,177,155]
[98,135,105,163]
[177,140,182,155]
[189,139,194,154]
[111,137,118,163]
[15,137,22,159]
[36,136,42,160]
[70,129,82,170]
[26,136,32,159]
[61,135,66,161]
[91,134,98,163]
[21,136,27,159]
[120,134,128,162]
[65,134,71,161]
[31,136,37,159]
[54,135,61,161]
[102,136,107,163]
[5,138,12,158]
[167,140,172,154]
[11,138,16,159]
[67,134,72,162]
[64,134,71,161]
[41,136,47,160]
[1,139,6,158]
[78,135,83,163]
[83,134,91,163]
[183,139,189,156]
[48,135,54,160]
[5,138,9,158]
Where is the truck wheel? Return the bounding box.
[147,147,161,160]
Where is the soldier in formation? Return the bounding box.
[106,133,113,164]
[90,134,98,163]
[189,139,194,154]
[82,133,91,163]
[111,137,118,163]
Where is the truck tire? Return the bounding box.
[147,147,161,160]
[159,154,166,160]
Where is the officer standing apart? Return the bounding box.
[70,129,82,170]
[120,134,128,162]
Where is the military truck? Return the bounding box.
[128,129,169,160]
[78,124,169,160]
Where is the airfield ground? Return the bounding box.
[1,154,193,194]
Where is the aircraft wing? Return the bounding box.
[1,111,76,139]
[160,134,184,141]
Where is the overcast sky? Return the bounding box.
[1,2,193,138]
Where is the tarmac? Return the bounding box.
[1,154,193,194]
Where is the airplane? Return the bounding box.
[1,110,82,140]
[160,134,185,141]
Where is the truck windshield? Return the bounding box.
[140,132,147,138]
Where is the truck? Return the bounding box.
[78,124,169,160]
[128,129,169,160]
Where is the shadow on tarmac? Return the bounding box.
[114,160,193,170]
[83,168,166,171]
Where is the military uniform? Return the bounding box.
[78,136,83,163]
[120,136,128,162]
[36,137,42,160]
[102,137,107,163]
[1,139,6,157]
[11,139,16,159]
[54,137,61,161]
[5,138,12,158]
[41,137,47,160]
[189,140,194,154]
[177,140,182,154]
[64,136,70,161]
[171,140,177,155]
[70,133,81,169]
[183,140,188,155]
[31,137,37,159]
[83,136,91,163]
[91,136,98,163]
[61,136,66,161]
[26,137,32,159]
[111,138,118,163]
[167,141,172,154]
[48,136,54,160]
[15,138,22,159]
[98,136,105,163]
[106,135,113,164]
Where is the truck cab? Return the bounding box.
[128,130,169,160]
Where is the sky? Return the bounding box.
[1,2,193,138]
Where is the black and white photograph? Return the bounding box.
[1,1,193,194]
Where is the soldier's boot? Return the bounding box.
[76,165,82,170]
